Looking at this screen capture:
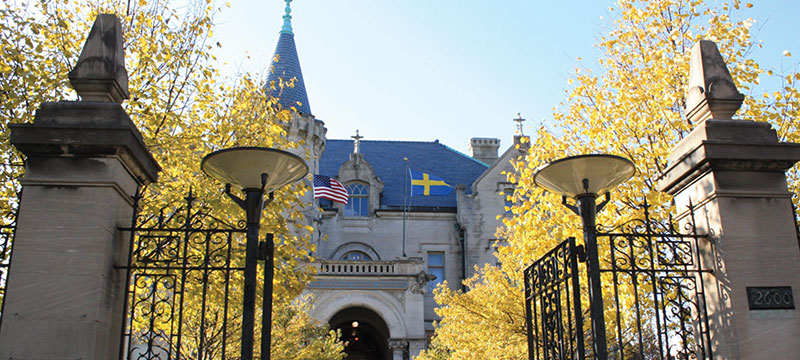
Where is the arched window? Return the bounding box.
[341,251,371,261]
[344,182,369,217]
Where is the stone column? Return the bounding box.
[0,14,160,359]
[389,339,408,360]
[659,40,800,359]
[408,338,428,359]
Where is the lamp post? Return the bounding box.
[201,147,308,360]
[533,154,635,360]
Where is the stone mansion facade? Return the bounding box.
[267,3,527,359]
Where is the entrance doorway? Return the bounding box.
[330,307,391,360]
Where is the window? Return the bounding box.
[427,252,444,291]
[504,188,514,214]
[341,251,371,261]
[344,182,369,217]
[318,198,333,209]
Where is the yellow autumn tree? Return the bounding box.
[0,1,343,359]
[418,0,799,359]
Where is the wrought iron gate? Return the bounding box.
[525,203,712,360]
[0,209,16,332]
[524,237,585,360]
[118,192,262,360]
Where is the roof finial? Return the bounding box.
[352,129,364,154]
[513,113,526,136]
[280,0,293,35]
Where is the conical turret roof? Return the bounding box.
[266,0,311,115]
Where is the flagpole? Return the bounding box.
[402,157,408,257]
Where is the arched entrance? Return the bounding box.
[330,307,391,360]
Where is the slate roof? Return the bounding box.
[266,32,312,115]
[319,140,488,209]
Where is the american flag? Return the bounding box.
[313,175,349,204]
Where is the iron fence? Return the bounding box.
[525,202,712,360]
[524,237,585,360]
[0,209,17,332]
[118,191,255,360]
[596,203,712,360]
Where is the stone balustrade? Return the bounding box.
[312,258,424,277]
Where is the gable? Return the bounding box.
[471,144,524,193]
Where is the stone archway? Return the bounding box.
[312,290,408,339]
[330,307,391,360]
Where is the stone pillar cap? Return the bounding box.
[657,120,800,195]
[10,102,161,185]
[68,14,129,103]
[685,40,744,124]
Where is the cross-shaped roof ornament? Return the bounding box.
[352,129,364,154]
[514,113,526,136]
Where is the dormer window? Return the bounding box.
[344,182,369,216]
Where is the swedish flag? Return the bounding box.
[410,169,453,196]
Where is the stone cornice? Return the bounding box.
[10,101,160,185]
[659,141,800,195]
[658,119,800,195]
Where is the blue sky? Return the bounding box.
[213,1,799,155]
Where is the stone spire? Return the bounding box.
[266,0,312,115]
[685,40,744,123]
[68,14,129,103]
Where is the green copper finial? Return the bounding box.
[280,0,293,35]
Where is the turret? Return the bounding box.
[265,0,326,175]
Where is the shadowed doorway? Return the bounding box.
[330,307,391,360]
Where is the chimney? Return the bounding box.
[469,137,500,166]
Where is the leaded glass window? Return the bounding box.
[341,251,371,261]
[344,182,369,217]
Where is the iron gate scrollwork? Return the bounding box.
[118,191,254,360]
[525,202,712,360]
[524,237,585,360]
[0,207,17,332]
[596,203,712,360]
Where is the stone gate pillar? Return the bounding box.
[0,15,160,359]
[659,40,800,359]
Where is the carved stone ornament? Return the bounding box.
[68,14,130,102]
[409,271,437,294]
[388,339,408,351]
[685,40,744,124]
